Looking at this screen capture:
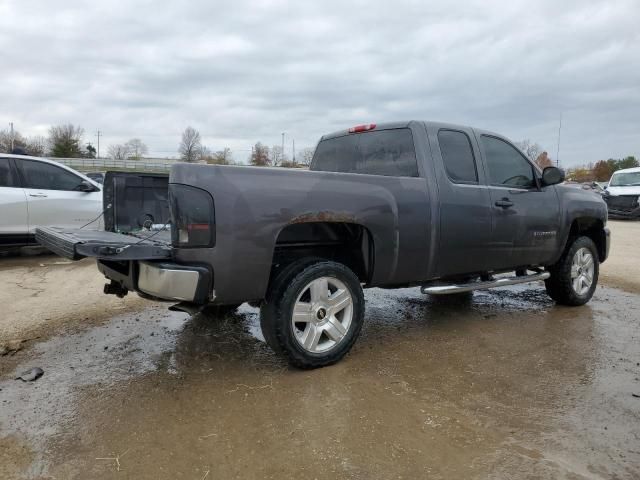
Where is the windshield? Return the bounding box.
[609,172,640,187]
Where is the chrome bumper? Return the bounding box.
[138,261,203,302]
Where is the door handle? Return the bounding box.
[495,198,513,208]
[29,193,48,198]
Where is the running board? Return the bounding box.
[421,271,550,295]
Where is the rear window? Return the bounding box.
[311,128,419,177]
[438,130,478,183]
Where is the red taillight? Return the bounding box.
[348,124,376,134]
[169,184,215,247]
[187,223,210,231]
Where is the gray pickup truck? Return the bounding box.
[37,121,610,368]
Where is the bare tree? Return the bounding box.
[1,130,47,156]
[299,147,315,166]
[25,136,47,156]
[515,139,543,164]
[125,138,148,160]
[198,145,212,158]
[0,129,26,153]
[200,146,235,165]
[48,124,85,158]
[249,142,270,166]
[107,143,131,160]
[179,126,202,162]
[207,147,233,165]
[269,145,288,166]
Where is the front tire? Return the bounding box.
[260,259,365,369]
[545,236,599,306]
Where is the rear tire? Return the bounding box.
[260,259,365,369]
[545,236,599,306]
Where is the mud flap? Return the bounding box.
[35,226,172,261]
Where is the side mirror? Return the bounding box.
[541,166,565,187]
[76,180,99,192]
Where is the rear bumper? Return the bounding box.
[138,261,201,302]
[98,259,212,303]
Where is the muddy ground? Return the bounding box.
[0,220,639,479]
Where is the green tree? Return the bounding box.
[616,156,639,170]
[48,124,84,158]
[84,143,97,158]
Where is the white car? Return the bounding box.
[603,166,640,218]
[0,154,103,249]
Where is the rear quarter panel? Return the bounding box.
[170,164,431,303]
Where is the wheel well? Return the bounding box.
[271,222,374,284]
[568,217,607,262]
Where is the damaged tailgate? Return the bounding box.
[35,226,172,261]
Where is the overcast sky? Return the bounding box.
[1,0,638,165]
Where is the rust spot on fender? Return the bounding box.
[290,211,356,224]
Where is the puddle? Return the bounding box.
[0,308,188,440]
[0,285,638,479]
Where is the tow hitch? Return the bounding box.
[104,281,128,298]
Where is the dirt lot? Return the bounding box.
[1,221,639,479]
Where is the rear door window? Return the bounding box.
[312,128,419,177]
[0,158,16,187]
[16,159,84,191]
[438,130,478,183]
[480,136,536,188]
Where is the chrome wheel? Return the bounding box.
[571,247,595,296]
[291,276,353,353]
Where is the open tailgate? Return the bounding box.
[36,226,172,261]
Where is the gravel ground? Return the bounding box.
[0,220,638,479]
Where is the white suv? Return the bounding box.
[0,154,103,249]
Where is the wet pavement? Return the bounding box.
[1,285,639,479]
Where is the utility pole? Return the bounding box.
[95,130,102,158]
[556,113,562,167]
[281,132,285,163]
[292,139,296,164]
[9,122,14,152]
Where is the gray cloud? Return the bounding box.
[0,0,638,165]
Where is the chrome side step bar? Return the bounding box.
[421,271,550,295]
